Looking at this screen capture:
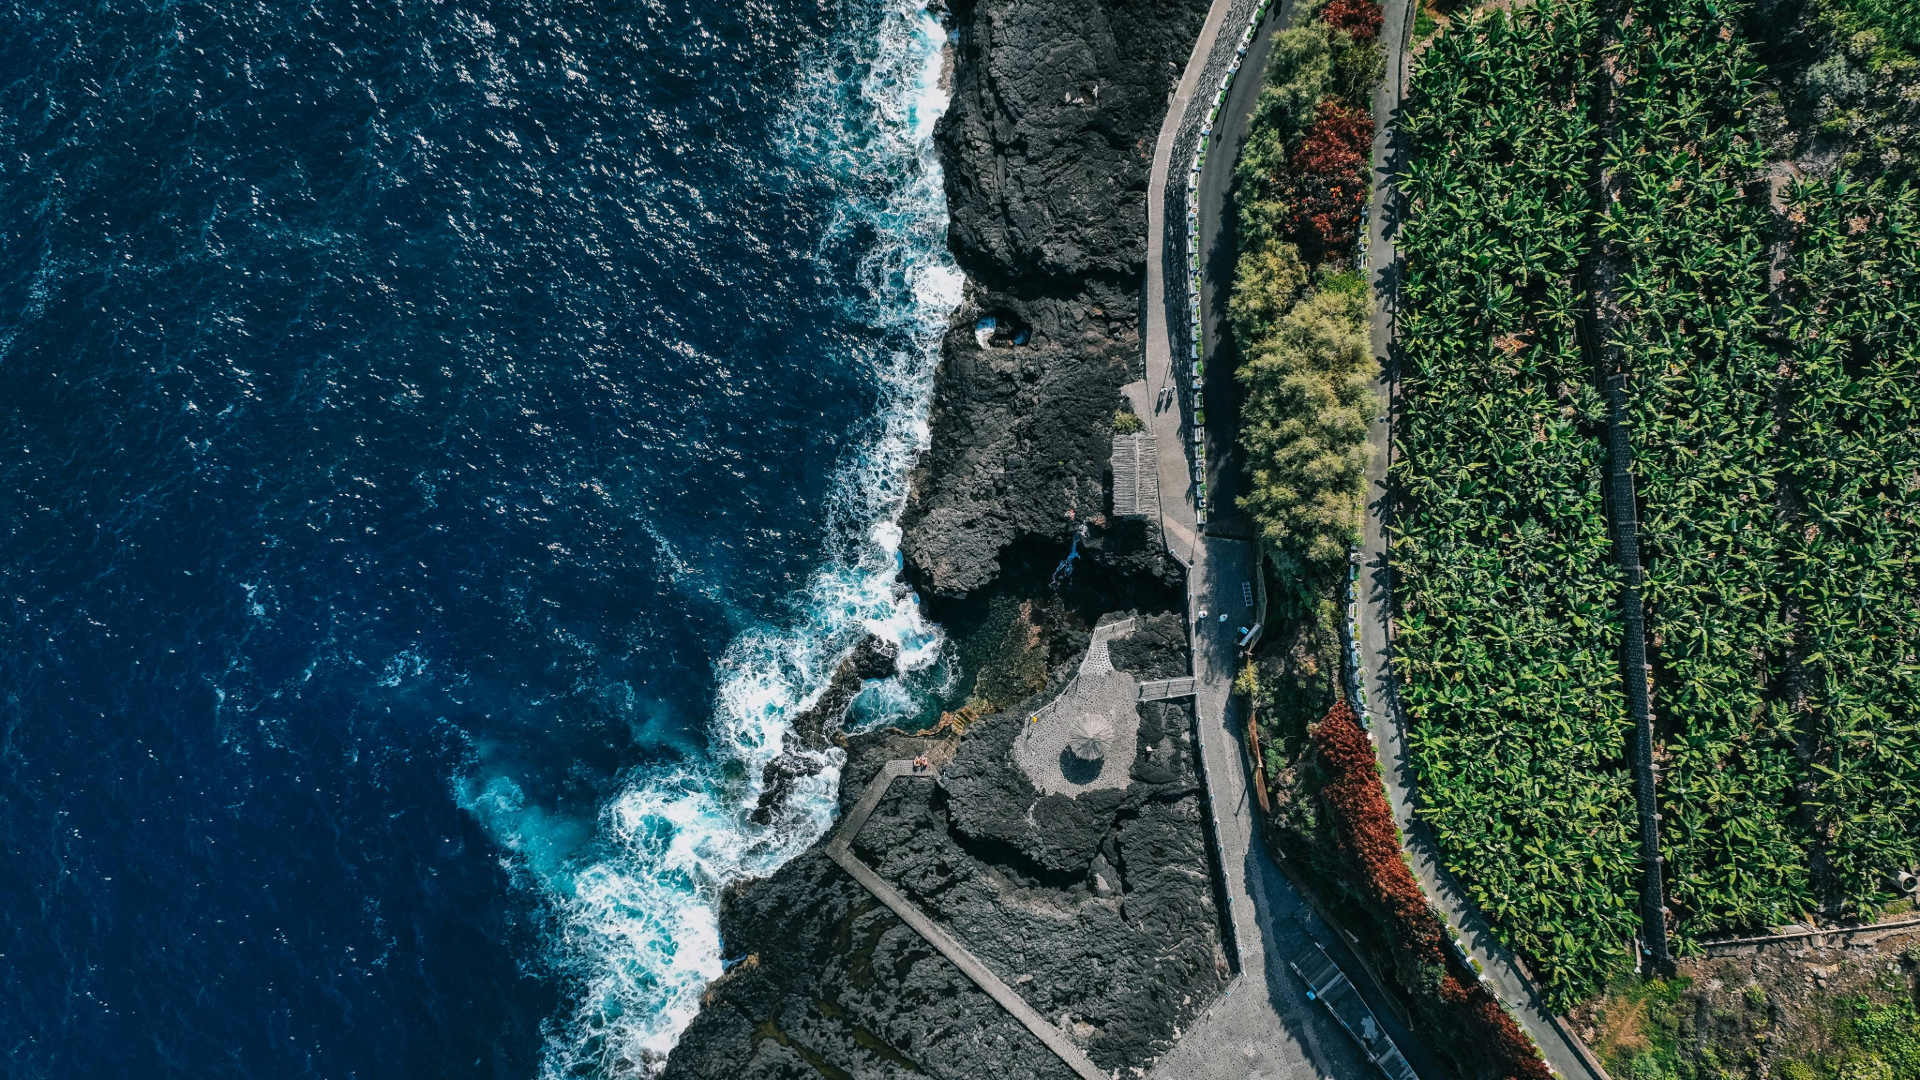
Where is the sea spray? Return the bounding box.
[463,2,964,1075]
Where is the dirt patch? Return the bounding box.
[1570,925,1920,1080]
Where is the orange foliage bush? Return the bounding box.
[1276,102,1374,262]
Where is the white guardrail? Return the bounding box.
[1347,546,1371,725]
[1185,1,1270,525]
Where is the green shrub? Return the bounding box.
[1237,287,1376,567]
[1229,240,1308,345]
[1112,409,1143,435]
[1316,267,1367,297]
[1845,997,1920,1080]
[1237,24,1340,198]
[1827,0,1920,51]
[1329,32,1386,106]
[1414,3,1439,38]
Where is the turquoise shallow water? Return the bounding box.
[0,0,958,1074]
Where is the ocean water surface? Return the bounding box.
[0,0,961,1075]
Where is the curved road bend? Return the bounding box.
[1137,1,1440,1079]
[1357,7,1612,1080]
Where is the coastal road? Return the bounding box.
[1147,535,1384,1080]
[1189,0,1284,537]
[1136,1,1441,1079]
[1354,5,1612,1080]
[1135,0,1233,568]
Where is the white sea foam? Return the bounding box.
[462,3,963,1076]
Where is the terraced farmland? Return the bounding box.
[1392,0,1643,1000]
[1780,177,1920,908]
[1603,0,1807,938]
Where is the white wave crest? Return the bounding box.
[488,4,963,1076]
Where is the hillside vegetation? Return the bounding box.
[1231,0,1382,575]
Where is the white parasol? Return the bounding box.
[1067,714,1114,761]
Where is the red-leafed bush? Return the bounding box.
[1276,101,1374,262]
[1314,700,1445,962]
[1320,0,1384,39]
[1312,703,1553,1080]
[1440,974,1561,1080]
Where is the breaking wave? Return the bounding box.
[461,2,963,1074]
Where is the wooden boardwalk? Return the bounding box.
[1137,676,1197,701]
[1111,432,1160,519]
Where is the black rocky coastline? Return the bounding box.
[661,0,1221,1076]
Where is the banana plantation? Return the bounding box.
[1393,0,1643,1000]
[1603,0,1808,937]
[1783,177,1920,915]
[1394,0,1920,1008]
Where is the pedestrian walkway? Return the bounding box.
[825,760,1107,1080]
[1138,676,1197,701]
[1111,432,1160,519]
[1122,378,1198,567]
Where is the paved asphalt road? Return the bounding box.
[1191,4,1280,539]
[1138,1,1444,1079]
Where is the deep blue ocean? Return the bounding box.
[0,0,959,1074]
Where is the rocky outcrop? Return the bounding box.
[666,0,1219,1073]
[939,0,1216,285]
[752,635,899,826]
[792,635,901,751]
[900,0,1207,599]
[663,614,1225,1080]
[901,286,1142,597]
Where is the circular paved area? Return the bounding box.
[1014,617,1140,796]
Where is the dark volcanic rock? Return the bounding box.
[1107,611,1189,681]
[748,752,827,828]
[664,739,1084,1080]
[668,0,1220,1070]
[942,711,1121,881]
[658,843,1078,1080]
[901,284,1152,598]
[790,634,899,751]
[667,617,1224,1079]
[901,0,1206,598]
[939,0,1215,285]
[753,635,899,826]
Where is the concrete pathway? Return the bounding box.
[1148,538,1372,1080]
[1137,0,1247,568]
[1355,4,1612,1079]
[826,761,1106,1080]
